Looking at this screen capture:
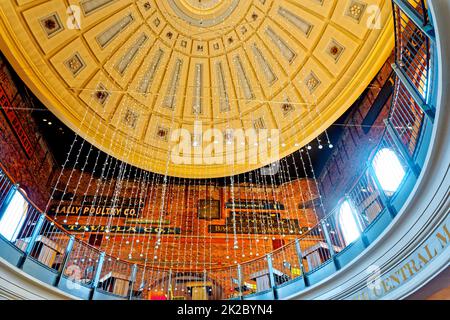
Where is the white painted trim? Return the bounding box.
[0,257,78,300]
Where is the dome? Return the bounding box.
[0,0,393,178]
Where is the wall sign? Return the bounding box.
[68,195,145,206]
[208,224,309,235]
[209,211,308,235]
[225,200,285,210]
[49,196,145,217]
[49,204,142,217]
[350,217,450,300]
[63,224,181,234]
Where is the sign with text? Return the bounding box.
[208,224,309,235]
[350,218,450,300]
[63,224,181,234]
[49,204,142,218]
[209,210,307,235]
[71,195,145,207]
[225,200,285,210]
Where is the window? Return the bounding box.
[0,189,29,241]
[338,200,361,245]
[372,148,406,193]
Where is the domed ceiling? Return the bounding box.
[0,0,393,178]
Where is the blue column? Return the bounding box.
[91,252,105,290]
[128,264,138,300]
[321,220,340,270]
[392,64,435,121]
[266,253,278,299]
[345,195,371,248]
[392,0,434,39]
[295,239,308,287]
[166,268,172,300]
[237,264,243,299]
[321,220,335,256]
[24,214,45,255]
[367,162,397,219]
[384,119,421,177]
[55,236,75,287]
[17,213,45,268]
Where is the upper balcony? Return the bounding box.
[0,0,448,300]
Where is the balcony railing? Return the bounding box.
[0,0,436,300]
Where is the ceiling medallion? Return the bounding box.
[167,0,241,27]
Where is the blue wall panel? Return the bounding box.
[305,260,337,286]
[0,237,24,267]
[57,277,92,300]
[275,277,306,299]
[21,258,58,286]
[364,209,393,244]
[335,238,367,269]
[243,289,275,300]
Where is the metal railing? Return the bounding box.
[0,0,436,300]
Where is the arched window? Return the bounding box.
[0,189,29,241]
[372,148,406,193]
[338,200,361,246]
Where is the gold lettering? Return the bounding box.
[424,244,437,261]
[372,286,383,297]
[436,224,450,248]
[397,265,408,281]
[410,259,421,273]
[381,278,393,293]
[417,253,429,266]
[390,274,401,286]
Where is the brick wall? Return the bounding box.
[0,55,57,208]
[49,168,320,268]
[318,54,395,211]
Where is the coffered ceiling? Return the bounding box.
[0,0,393,178]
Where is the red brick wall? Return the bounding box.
[0,55,57,208]
[318,54,395,211]
[50,168,319,268]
